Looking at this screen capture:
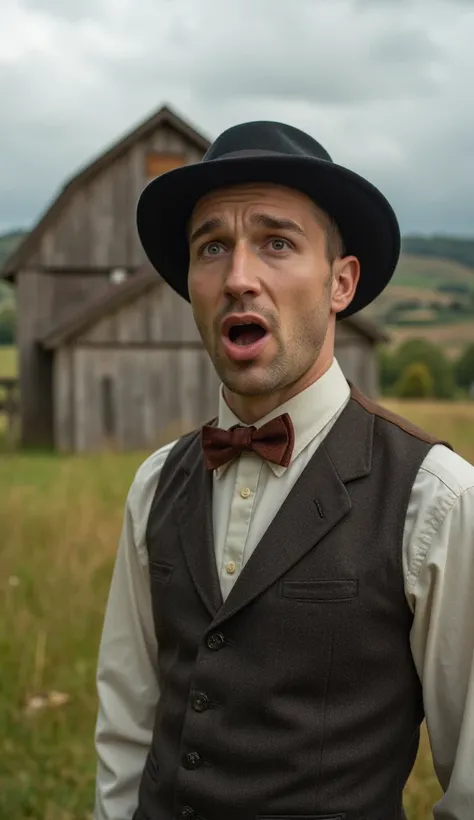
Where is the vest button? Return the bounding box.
[192,691,210,712]
[183,751,202,769]
[206,631,225,650]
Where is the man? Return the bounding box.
[94,121,474,820]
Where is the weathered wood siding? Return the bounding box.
[17,268,115,447]
[335,321,379,397]
[61,347,219,452]
[53,347,74,452]
[16,270,55,447]
[29,125,203,270]
[79,282,202,345]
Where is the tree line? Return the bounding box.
[379,338,474,399]
[402,235,474,269]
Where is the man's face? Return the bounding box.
[187,183,358,401]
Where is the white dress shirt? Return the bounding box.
[94,358,474,820]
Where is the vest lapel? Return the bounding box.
[175,434,223,618]
[211,395,374,629]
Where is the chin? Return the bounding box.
[221,368,279,398]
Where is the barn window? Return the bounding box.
[145,153,186,179]
[110,267,127,285]
[101,376,116,438]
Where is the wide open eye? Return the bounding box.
[201,241,225,257]
[268,238,292,252]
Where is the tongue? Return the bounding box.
[234,325,265,346]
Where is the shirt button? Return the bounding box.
[225,561,236,575]
[183,751,202,769]
[206,631,225,650]
[192,692,210,712]
[240,487,251,498]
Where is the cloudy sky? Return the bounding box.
[1,0,473,237]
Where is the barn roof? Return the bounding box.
[41,267,158,349]
[1,104,211,280]
[41,269,389,350]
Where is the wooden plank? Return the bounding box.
[80,314,118,343]
[52,272,112,321]
[75,341,204,349]
[66,344,222,452]
[116,301,146,343]
[335,340,375,396]
[16,269,55,448]
[53,347,74,452]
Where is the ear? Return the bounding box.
[330,255,360,315]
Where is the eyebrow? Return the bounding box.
[188,212,306,246]
[250,213,306,237]
[189,218,224,246]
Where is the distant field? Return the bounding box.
[393,253,474,292]
[1,401,473,819]
[0,346,17,379]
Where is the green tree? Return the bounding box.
[377,347,399,393]
[394,363,435,399]
[454,343,474,390]
[393,338,455,399]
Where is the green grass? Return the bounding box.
[0,345,17,379]
[1,402,473,818]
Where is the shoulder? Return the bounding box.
[416,443,474,499]
[125,438,180,549]
[351,388,449,448]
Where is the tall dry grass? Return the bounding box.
[1,400,472,818]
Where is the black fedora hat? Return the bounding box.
[136,120,400,318]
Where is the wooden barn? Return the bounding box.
[1,104,388,452]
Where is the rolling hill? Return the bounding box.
[363,251,474,357]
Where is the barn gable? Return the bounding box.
[41,268,203,349]
[2,104,210,280]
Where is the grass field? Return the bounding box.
[1,401,473,819]
[0,345,17,379]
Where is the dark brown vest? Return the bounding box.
[133,388,450,820]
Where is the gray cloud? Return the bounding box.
[1,0,473,237]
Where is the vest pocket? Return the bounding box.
[279,578,358,601]
[148,560,174,583]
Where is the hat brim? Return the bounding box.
[136,153,400,319]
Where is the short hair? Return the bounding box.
[312,204,345,265]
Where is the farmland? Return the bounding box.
[1,399,473,819]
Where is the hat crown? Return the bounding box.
[203,120,333,164]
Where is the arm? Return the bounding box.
[405,449,474,819]
[93,444,175,820]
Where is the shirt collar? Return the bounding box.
[214,357,351,478]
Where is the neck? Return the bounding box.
[223,350,334,425]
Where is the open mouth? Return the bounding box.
[227,321,268,347]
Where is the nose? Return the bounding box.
[223,241,262,300]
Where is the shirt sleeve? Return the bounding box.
[404,446,474,820]
[93,442,176,820]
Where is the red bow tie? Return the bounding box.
[201,413,295,471]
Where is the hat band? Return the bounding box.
[209,148,289,161]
